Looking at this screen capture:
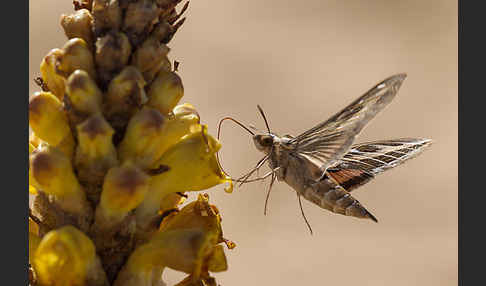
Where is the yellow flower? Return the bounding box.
[29,142,38,195]
[114,194,231,286]
[29,218,41,263]
[118,103,202,170]
[146,70,184,115]
[99,163,151,218]
[32,226,107,286]
[136,127,232,226]
[29,91,75,157]
[151,126,232,194]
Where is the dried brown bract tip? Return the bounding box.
[123,0,160,46]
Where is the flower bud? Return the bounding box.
[117,107,166,169]
[99,163,151,218]
[32,226,108,286]
[104,66,146,122]
[30,145,89,216]
[29,169,39,195]
[66,70,103,118]
[29,232,41,263]
[146,71,184,115]
[95,31,132,83]
[123,0,160,46]
[40,49,66,99]
[91,163,151,262]
[29,143,38,194]
[29,217,39,236]
[60,9,94,46]
[92,0,122,35]
[29,92,74,157]
[58,38,96,79]
[75,114,118,196]
[131,37,171,83]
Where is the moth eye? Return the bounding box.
[262,137,273,145]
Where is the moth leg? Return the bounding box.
[240,167,280,183]
[297,193,313,235]
[237,155,269,186]
[264,172,277,216]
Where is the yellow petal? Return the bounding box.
[151,126,233,194]
[206,245,228,273]
[147,70,184,115]
[75,114,118,187]
[66,69,103,115]
[29,232,41,263]
[136,128,232,224]
[29,217,39,235]
[100,163,150,216]
[29,92,74,157]
[32,226,96,286]
[40,48,66,99]
[159,194,222,235]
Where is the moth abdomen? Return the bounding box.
[302,179,378,222]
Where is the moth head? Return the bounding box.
[253,134,274,152]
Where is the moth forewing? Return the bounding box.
[288,73,407,181]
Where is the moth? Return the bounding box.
[218,73,432,234]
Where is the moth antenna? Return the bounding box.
[257,105,271,133]
[264,172,276,215]
[216,116,256,179]
[297,194,313,235]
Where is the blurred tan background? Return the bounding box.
[30,0,457,285]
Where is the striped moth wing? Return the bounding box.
[325,138,432,192]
